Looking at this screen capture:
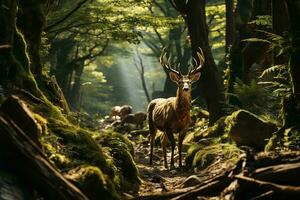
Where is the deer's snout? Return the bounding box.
[183,83,190,91]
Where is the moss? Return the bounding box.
[33,113,47,135]
[23,95,138,197]
[47,118,114,177]
[70,166,119,200]
[95,131,140,191]
[186,138,241,171]
[185,143,202,167]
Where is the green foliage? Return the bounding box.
[258,64,292,98]
[206,3,225,62]
[230,78,274,115]
[249,15,272,28]
[243,30,292,57]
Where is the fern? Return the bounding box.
[243,30,292,56]
[259,65,286,78]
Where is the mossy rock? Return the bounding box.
[66,166,119,200]
[225,110,278,150]
[186,139,241,171]
[95,131,139,191]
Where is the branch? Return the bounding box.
[168,0,187,15]
[45,0,89,32]
[151,0,167,16]
[134,50,151,102]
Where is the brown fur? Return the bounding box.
[147,81,192,168]
[111,105,132,120]
[121,111,147,128]
[148,47,204,168]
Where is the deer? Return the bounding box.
[121,111,147,129]
[147,48,205,168]
[111,105,132,120]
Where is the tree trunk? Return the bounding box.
[185,0,225,124]
[69,61,84,110]
[272,0,290,65]
[225,0,235,54]
[17,0,45,77]
[0,0,41,97]
[283,0,300,127]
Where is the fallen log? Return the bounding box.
[252,162,300,185]
[0,115,88,200]
[234,175,300,199]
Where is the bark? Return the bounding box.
[282,0,300,127]
[286,0,300,98]
[69,61,84,110]
[184,0,225,124]
[225,0,235,54]
[17,0,45,76]
[272,0,290,65]
[241,0,272,82]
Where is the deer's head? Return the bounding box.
[160,48,205,94]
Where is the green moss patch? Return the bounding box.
[95,131,140,191]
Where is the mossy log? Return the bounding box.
[0,115,88,200]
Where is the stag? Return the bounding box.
[147,48,205,168]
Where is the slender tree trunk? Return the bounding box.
[272,0,290,65]
[69,61,84,110]
[185,0,225,124]
[225,0,235,54]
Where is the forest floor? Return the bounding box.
[127,132,234,199]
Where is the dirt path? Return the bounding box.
[128,133,228,198]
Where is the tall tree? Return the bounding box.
[225,0,235,54]
[170,0,225,124]
[283,0,300,127]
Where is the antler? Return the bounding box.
[160,48,181,76]
[189,47,205,75]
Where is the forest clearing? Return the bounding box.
[1,0,300,200]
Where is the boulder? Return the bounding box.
[226,110,277,150]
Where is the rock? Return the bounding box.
[226,110,278,150]
[0,95,41,147]
[65,166,118,200]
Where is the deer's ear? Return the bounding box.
[190,72,201,83]
[169,72,180,83]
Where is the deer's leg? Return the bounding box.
[161,133,168,169]
[149,127,157,165]
[166,130,175,168]
[178,131,187,168]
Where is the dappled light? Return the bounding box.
[1,0,300,199]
